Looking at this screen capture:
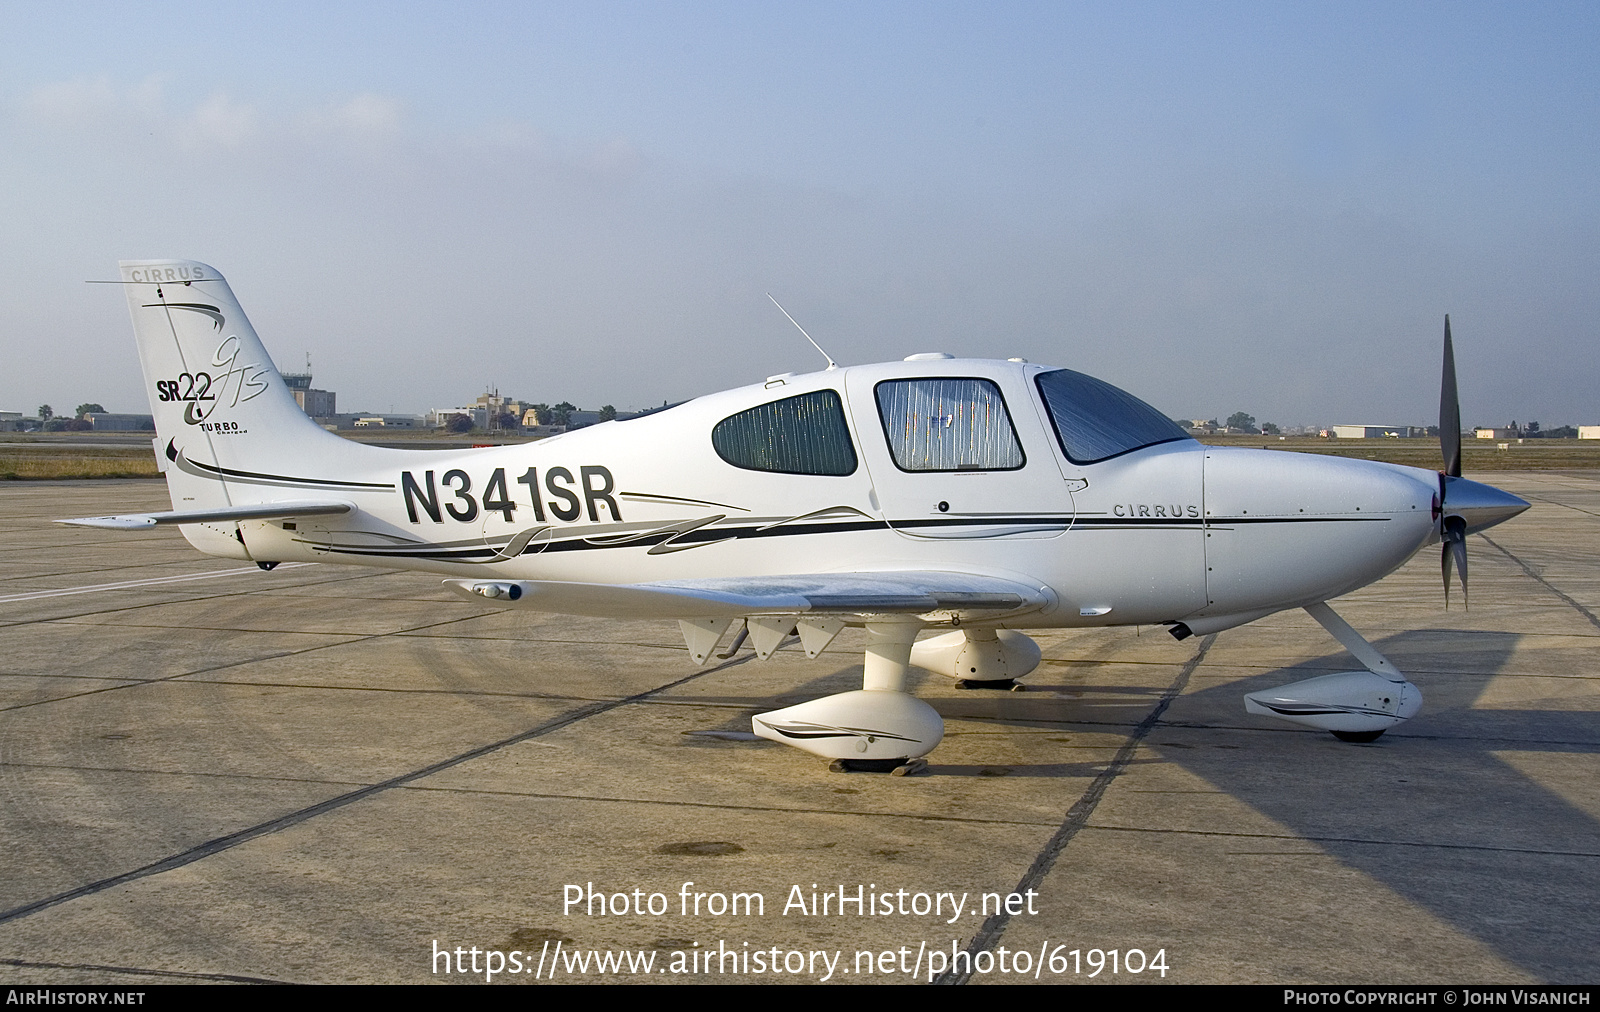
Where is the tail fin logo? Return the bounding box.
[126,265,208,284]
[142,302,225,331]
[154,334,272,425]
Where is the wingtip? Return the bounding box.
[56,515,159,530]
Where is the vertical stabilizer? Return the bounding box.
[119,260,374,554]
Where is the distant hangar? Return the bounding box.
[1332,424,1425,438]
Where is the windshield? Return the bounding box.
[1035,369,1193,464]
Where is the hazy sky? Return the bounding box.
[2,2,1596,427]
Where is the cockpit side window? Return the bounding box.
[1034,369,1193,464]
[873,377,1025,472]
[711,389,858,476]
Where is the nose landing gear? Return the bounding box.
[1243,602,1422,742]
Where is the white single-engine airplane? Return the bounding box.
[65,260,1529,772]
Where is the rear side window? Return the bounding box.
[874,377,1024,472]
[1034,369,1192,464]
[712,389,858,476]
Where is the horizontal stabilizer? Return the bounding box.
[58,500,353,530]
[446,571,1051,620]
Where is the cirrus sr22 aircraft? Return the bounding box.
[64,260,1530,773]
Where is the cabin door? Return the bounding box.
[844,369,1073,542]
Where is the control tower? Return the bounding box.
[282,358,336,418]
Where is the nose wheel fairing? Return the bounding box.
[1245,670,1423,735]
[1243,602,1423,741]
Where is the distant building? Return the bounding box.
[1332,425,1422,439]
[85,412,155,431]
[470,390,527,432]
[0,411,21,432]
[429,406,487,428]
[350,414,424,429]
[283,369,337,418]
[431,396,638,433]
[476,390,525,417]
[1475,427,1518,439]
[1579,426,1600,440]
[432,390,527,431]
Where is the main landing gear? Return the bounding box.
[739,623,1044,772]
[749,620,944,773]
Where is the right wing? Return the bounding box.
[444,571,1052,620]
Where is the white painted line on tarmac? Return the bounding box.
[0,563,315,604]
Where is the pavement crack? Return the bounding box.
[1082,824,1600,859]
[394,785,1063,827]
[0,612,487,714]
[0,957,286,984]
[0,656,746,927]
[934,634,1214,985]
[1480,534,1600,632]
[0,568,401,631]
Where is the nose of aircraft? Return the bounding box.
[1442,475,1530,535]
[1199,448,1442,615]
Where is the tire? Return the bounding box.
[1331,729,1385,743]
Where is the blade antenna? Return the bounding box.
[767,294,838,371]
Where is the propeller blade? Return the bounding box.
[1441,542,1453,609]
[1440,315,1461,478]
[1449,535,1469,610]
[1440,516,1469,610]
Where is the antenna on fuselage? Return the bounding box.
[766,294,838,371]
